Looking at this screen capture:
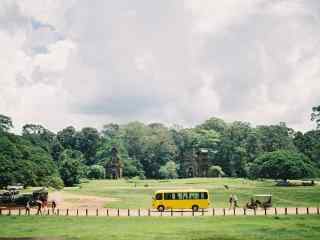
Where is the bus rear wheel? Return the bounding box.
[192,205,199,212]
[157,205,165,212]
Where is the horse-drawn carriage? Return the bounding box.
[0,187,49,209]
[246,194,272,210]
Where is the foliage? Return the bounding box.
[59,149,83,186]
[87,165,105,179]
[159,160,178,179]
[311,105,320,129]
[208,165,225,177]
[0,133,58,187]
[1,108,320,187]
[0,114,13,132]
[250,150,317,180]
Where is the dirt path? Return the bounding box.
[48,191,118,209]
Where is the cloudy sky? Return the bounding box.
[1,0,319,133]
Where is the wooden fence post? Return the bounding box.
[264,208,267,216]
[307,207,309,215]
[106,209,109,217]
[138,208,140,216]
[66,209,69,216]
[97,208,99,217]
[243,208,246,215]
[57,209,60,216]
[317,207,319,215]
[47,209,50,215]
[86,209,88,216]
[233,208,236,216]
[223,208,226,216]
[148,208,150,216]
[171,208,173,216]
[0,209,2,215]
[8,209,11,216]
[296,208,298,215]
[212,208,215,216]
[117,208,119,217]
[275,208,277,215]
[128,209,130,216]
[202,208,204,216]
[77,209,79,216]
[285,208,287,215]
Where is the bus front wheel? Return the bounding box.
[192,205,199,212]
[157,205,165,212]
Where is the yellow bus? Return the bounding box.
[152,189,210,212]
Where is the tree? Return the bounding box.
[294,130,320,167]
[77,127,100,165]
[159,161,178,179]
[57,126,77,149]
[59,149,83,186]
[198,117,228,133]
[208,165,225,177]
[215,121,252,177]
[87,165,105,179]
[22,124,55,152]
[0,133,59,188]
[140,124,177,178]
[311,105,320,129]
[249,150,316,181]
[257,123,296,152]
[0,114,13,132]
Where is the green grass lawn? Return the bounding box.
[62,178,320,208]
[0,215,320,240]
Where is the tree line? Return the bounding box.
[0,106,320,188]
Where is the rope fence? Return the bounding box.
[0,207,319,217]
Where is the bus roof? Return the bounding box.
[154,189,209,194]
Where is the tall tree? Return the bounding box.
[257,123,296,152]
[311,105,320,129]
[250,150,316,181]
[77,127,100,165]
[22,124,55,152]
[0,114,13,132]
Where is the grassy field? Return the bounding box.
[62,178,320,209]
[0,215,320,240]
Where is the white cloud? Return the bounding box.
[0,0,319,133]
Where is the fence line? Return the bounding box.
[0,207,319,217]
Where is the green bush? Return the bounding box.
[208,165,225,177]
[250,150,317,180]
[87,165,105,179]
[45,175,64,190]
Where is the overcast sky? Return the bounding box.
[1,0,319,133]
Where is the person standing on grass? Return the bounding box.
[233,194,239,209]
[228,194,234,209]
[25,201,30,215]
[36,200,42,215]
[52,200,56,214]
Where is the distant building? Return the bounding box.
[105,147,123,179]
[182,148,209,177]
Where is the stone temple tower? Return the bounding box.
[105,146,123,179]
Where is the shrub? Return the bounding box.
[208,165,225,177]
[87,165,105,179]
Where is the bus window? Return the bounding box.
[189,192,199,199]
[182,193,190,200]
[164,193,173,200]
[199,192,208,199]
[155,193,163,200]
[174,193,180,200]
